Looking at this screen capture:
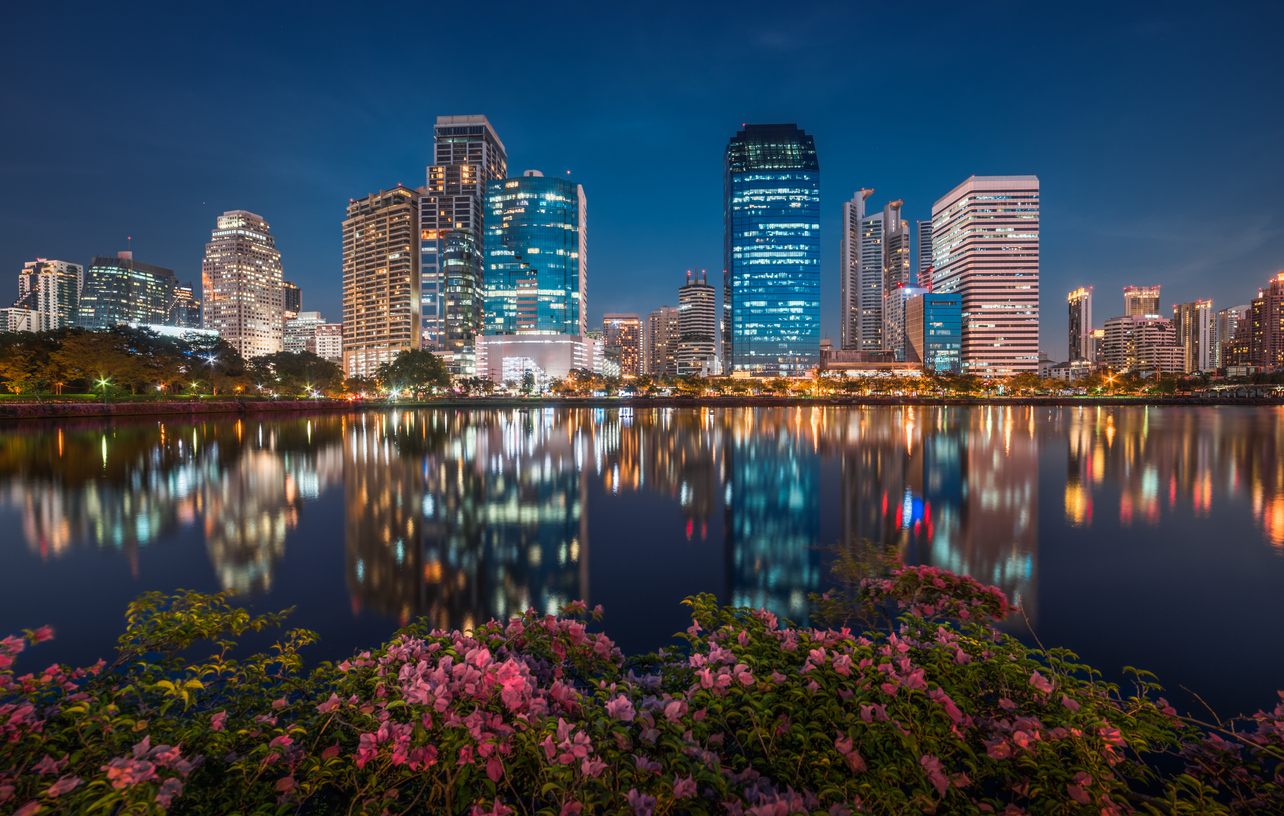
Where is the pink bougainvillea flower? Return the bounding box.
[626,789,656,816]
[1028,671,1053,694]
[275,776,296,793]
[470,797,514,816]
[45,776,81,797]
[581,757,607,778]
[30,627,54,644]
[486,756,504,782]
[1067,783,1091,804]
[102,757,158,789]
[673,775,697,798]
[560,804,584,816]
[210,711,227,731]
[316,693,341,713]
[155,778,183,808]
[31,755,67,776]
[606,694,635,722]
[13,801,41,816]
[919,754,948,795]
[1061,695,1080,712]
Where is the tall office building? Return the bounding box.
[839,189,883,352]
[168,284,201,328]
[916,220,933,290]
[677,271,717,376]
[1123,286,1160,316]
[905,293,962,374]
[478,170,590,385]
[646,306,680,376]
[16,259,83,331]
[1213,304,1250,369]
[881,200,913,356]
[421,115,507,375]
[285,311,327,353]
[342,186,421,379]
[202,210,285,359]
[1172,300,1213,373]
[931,175,1040,378]
[1102,315,1176,371]
[1068,287,1093,362]
[282,281,301,319]
[602,314,642,376]
[724,124,820,376]
[79,252,181,331]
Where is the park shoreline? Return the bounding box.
[1,393,1282,421]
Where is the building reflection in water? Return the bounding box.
[0,416,344,590]
[5,406,1284,648]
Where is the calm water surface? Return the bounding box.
[2,406,1281,717]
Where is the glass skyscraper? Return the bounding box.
[483,171,586,337]
[723,124,820,377]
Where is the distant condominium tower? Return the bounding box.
[483,171,586,336]
[724,124,820,376]
[840,189,882,351]
[602,313,642,376]
[1102,315,1176,371]
[1123,286,1160,316]
[79,252,181,331]
[647,306,680,376]
[421,115,507,374]
[282,280,301,319]
[202,210,285,359]
[342,186,421,379]
[1172,300,1213,373]
[931,175,1040,377]
[916,220,933,290]
[168,284,202,328]
[285,311,327,354]
[1068,287,1093,362]
[1249,273,1284,368]
[1212,304,1250,368]
[881,200,913,356]
[16,259,83,331]
[885,285,928,361]
[677,271,717,376]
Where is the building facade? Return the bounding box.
[677,271,717,376]
[285,311,327,354]
[646,306,680,377]
[168,284,202,328]
[916,220,933,290]
[1101,314,1176,371]
[1213,304,1250,369]
[839,189,882,352]
[1172,299,1213,373]
[884,285,927,362]
[16,259,83,331]
[881,200,913,356]
[421,115,507,374]
[1249,273,1284,369]
[905,293,962,373]
[602,313,642,376]
[724,124,820,376]
[342,186,421,379]
[1,308,38,333]
[78,252,181,331]
[483,171,586,337]
[202,210,285,359]
[309,323,342,362]
[282,281,301,319]
[931,176,1040,378]
[1123,286,1160,316]
[1068,287,1093,362]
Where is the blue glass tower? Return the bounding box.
[906,293,962,374]
[483,171,587,336]
[723,124,820,376]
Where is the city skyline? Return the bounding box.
[4,2,1281,362]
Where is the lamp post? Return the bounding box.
[96,377,111,405]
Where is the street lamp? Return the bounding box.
[96,377,111,405]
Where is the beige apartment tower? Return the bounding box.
[1124,286,1160,316]
[342,186,422,379]
[202,210,285,359]
[931,176,1040,377]
[602,313,642,375]
[646,306,680,376]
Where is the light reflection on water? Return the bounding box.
[2,406,1282,714]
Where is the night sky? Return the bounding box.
[4,0,1282,360]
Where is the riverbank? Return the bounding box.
[2,393,1282,420]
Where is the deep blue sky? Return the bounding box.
[4,0,1282,360]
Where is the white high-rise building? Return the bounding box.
[839,189,885,351]
[677,271,717,376]
[202,210,285,359]
[881,200,913,356]
[1172,300,1213,373]
[16,259,83,331]
[932,176,1040,378]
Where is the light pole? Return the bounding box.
[96,377,111,405]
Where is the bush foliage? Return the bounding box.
[1,557,1281,815]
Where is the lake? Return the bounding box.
[1,405,1281,718]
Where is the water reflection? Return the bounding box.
[3,406,1283,646]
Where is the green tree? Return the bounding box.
[520,370,536,395]
[375,348,451,399]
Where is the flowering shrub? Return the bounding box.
[1,571,1280,814]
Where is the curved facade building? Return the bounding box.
[723,124,820,377]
